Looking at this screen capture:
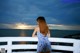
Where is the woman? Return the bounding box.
[32,16,51,53]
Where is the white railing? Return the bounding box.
[0,37,80,53]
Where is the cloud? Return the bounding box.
[49,18,60,24]
[48,24,80,30]
[0,23,35,29]
[0,23,80,30]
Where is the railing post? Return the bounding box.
[73,40,80,53]
[7,40,12,53]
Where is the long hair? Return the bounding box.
[37,16,49,36]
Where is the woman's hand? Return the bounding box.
[32,34,37,37]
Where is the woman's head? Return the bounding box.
[37,16,45,22]
[36,16,49,36]
[37,16,46,25]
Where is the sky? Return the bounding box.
[0,0,80,30]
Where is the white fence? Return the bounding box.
[0,37,80,53]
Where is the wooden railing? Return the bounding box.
[0,37,80,53]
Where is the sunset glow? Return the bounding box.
[15,23,34,29]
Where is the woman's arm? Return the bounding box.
[48,30,50,37]
[32,27,37,37]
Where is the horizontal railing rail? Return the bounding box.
[0,37,80,53]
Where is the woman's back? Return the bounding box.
[37,27,49,41]
[37,27,51,53]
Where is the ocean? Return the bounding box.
[0,29,80,38]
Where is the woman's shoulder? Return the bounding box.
[35,26,39,31]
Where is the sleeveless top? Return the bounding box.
[37,29,51,53]
[37,30,50,45]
